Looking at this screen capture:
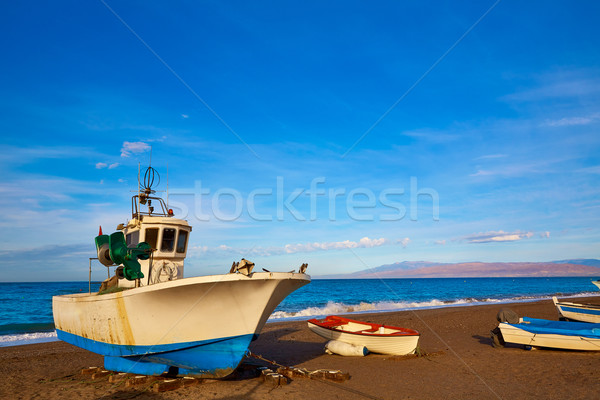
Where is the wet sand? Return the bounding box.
[2,297,600,399]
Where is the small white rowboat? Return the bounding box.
[307,315,420,355]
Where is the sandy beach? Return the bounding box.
[2,297,600,400]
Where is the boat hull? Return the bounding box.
[498,317,600,351]
[552,296,600,323]
[53,272,309,377]
[307,316,419,355]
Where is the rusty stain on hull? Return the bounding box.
[114,292,135,346]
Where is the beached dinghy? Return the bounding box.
[552,296,600,323]
[495,317,600,351]
[53,166,310,378]
[307,315,420,355]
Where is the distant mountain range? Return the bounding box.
[317,259,600,279]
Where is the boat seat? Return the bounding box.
[318,321,343,328]
[359,327,380,333]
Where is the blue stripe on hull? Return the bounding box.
[56,329,253,377]
[560,305,600,316]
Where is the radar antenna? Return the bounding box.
[138,165,160,213]
[131,161,170,219]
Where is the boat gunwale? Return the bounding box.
[555,301,600,310]
[53,272,310,301]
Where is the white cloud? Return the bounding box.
[475,154,507,160]
[434,240,446,245]
[540,231,550,238]
[284,237,390,253]
[396,238,410,247]
[577,166,600,174]
[544,113,599,127]
[469,157,568,178]
[502,69,600,103]
[121,141,150,158]
[401,129,461,143]
[190,237,398,257]
[181,114,189,119]
[96,162,119,169]
[463,230,534,244]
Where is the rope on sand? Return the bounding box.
[247,351,349,382]
[247,352,384,400]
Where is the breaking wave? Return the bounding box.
[268,293,597,321]
[0,331,58,347]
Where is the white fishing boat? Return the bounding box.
[53,166,310,378]
[552,296,600,323]
[307,315,420,355]
[496,317,600,351]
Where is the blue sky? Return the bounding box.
[1,1,599,281]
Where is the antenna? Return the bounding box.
[167,162,169,209]
[137,163,141,218]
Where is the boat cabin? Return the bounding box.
[100,193,192,290]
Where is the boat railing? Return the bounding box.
[131,195,171,219]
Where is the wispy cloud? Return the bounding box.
[502,69,600,103]
[401,129,461,143]
[0,145,100,166]
[577,166,600,174]
[475,154,507,160]
[0,243,96,281]
[463,230,534,244]
[543,113,600,127]
[96,162,119,170]
[469,156,573,178]
[396,238,411,247]
[285,237,391,253]
[191,237,400,257]
[120,141,150,157]
[469,163,542,178]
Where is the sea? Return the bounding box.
[1,277,599,348]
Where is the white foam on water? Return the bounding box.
[267,294,585,321]
[0,331,58,347]
[269,298,479,320]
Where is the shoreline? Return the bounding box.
[2,296,600,399]
[2,290,600,348]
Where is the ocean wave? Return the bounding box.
[269,298,487,320]
[268,292,599,321]
[0,331,58,347]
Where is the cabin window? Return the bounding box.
[176,230,188,254]
[126,231,139,247]
[145,228,159,249]
[161,228,176,252]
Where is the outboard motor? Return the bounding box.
[491,308,519,348]
[496,308,519,324]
